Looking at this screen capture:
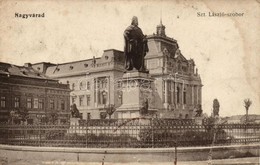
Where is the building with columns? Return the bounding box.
[145,21,202,119]
[31,22,202,120]
[32,49,125,119]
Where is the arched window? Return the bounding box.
[79,80,86,90]
[183,87,186,105]
[179,114,182,119]
[87,82,90,90]
[102,91,107,105]
[185,114,189,119]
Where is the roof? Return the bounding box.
[240,114,260,120]
[0,62,49,79]
[38,49,125,78]
[226,115,260,122]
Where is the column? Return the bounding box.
[198,86,201,104]
[94,78,96,106]
[95,78,98,107]
[197,85,199,105]
[107,76,110,105]
[171,81,174,106]
[165,80,168,103]
[182,81,184,109]
[164,80,169,110]
[194,85,197,105]
[191,85,194,105]
[175,82,177,107]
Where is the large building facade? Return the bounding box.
[145,22,202,119]
[32,50,125,120]
[0,62,70,124]
[32,23,202,120]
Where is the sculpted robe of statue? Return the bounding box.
[124,16,149,72]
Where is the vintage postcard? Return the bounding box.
[0,0,259,164]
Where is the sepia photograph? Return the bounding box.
[0,0,259,164]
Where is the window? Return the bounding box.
[72,97,76,104]
[118,93,122,104]
[183,91,186,105]
[71,83,75,90]
[86,95,90,106]
[99,91,107,105]
[39,99,44,109]
[14,97,20,108]
[87,113,91,120]
[102,92,107,105]
[79,81,86,90]
[34,98,39,109]
[79,96,84,106]
[1,96,6,108]
[61,100,65,110]
[27,98,32,109]
[87,82,90,90]
[177,87,180,104]
[102,79,107,88]
[50,99,54,109]
[117,81,121,88]
[98,78,107,89]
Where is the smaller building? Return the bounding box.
[224,115,260,124]
[0,62,70,124]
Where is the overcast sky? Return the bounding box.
[0,0,259,116]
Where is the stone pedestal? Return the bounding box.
[116,71,157,118]
[70,118,80,125]
[194,116,204,125]
[68,118,83,134]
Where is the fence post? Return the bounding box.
[85,120,88,148]
[245,123,247,145]
[39,124,41,147]
[174,141,177,165]
[151,118,154,148]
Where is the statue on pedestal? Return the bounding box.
[140,98,149,115]
[71,103,80,118]
[124,16,149,73]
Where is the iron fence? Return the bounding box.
[0,118,260,148]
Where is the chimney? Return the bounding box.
[24,63,32,68]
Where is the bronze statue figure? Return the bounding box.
[124,16,149,73]
[71,103,80,118]
[140,98,149,115]
[195,104,203,117]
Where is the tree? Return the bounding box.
[9,109,29,125]
[18,109,29,124]
[244,98,252,124]
[213,99,220,117]
[9,110,18,124]
[49,111,58,124]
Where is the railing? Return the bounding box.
[0,119,260,148]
